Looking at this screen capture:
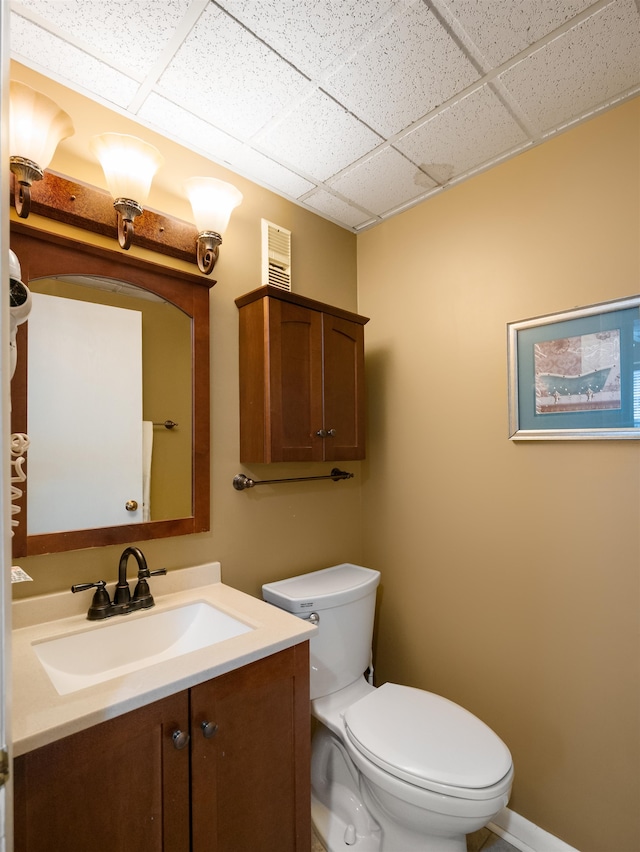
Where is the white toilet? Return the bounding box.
[262,563,513,852]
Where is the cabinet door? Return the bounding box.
[14,691,190,852]
[269,300,324,462]
[322,314,366,460]
[191,645,311,852]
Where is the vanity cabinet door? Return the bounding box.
[14,691,190,852]
[190,644,311,852]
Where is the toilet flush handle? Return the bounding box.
[308,612,320,625]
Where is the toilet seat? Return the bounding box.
[343,683,513,800]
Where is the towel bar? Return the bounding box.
[233,468,354,491]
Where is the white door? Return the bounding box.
[27,293,144,534]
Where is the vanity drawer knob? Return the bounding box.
[201,721,218,739]
[172,729,190,750]
[125,500,138,511]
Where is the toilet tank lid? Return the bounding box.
[262,564,380,614]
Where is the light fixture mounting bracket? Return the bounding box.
[9,156,44,219]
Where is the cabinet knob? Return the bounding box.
[316,428,336,438]
[201,721,219,739]
[172,729,190,750]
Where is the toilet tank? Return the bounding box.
[262,564,380,700]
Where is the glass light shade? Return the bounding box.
[90,133,164,204]
[184,177,243,236]
[10,81,74,168]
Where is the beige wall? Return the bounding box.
[358,97,640,852]
[10,63,363,599]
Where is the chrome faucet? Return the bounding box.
[72,546,167,620]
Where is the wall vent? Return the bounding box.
[261,219,291,291]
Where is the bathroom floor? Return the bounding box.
[312,826,519,851]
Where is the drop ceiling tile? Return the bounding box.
[498,0,640,133]
[440,0,595,67]
[156,3,310,139]
[395,85,529,181]
[137,93,244,163]
[216,0,395,78]
[330,147,436,215]
[230,148,316,199]
[303,188,375,229]
[323,1,480,137]
[257,88,383,182]
[12,0,191,79]
[10,13,139,108]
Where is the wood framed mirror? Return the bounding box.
[10,221,213,556]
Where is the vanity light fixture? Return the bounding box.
[184,176,243,274]
[9,81,74,219]
[90,133,164,250]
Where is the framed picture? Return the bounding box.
[508,295,640,440]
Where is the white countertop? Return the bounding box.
[12,562,315,756]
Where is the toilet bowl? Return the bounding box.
[263,564,513,852]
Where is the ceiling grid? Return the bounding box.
[9,0,640,232]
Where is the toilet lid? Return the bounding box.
[343,683,512,794]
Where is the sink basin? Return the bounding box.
[33,601,254,695]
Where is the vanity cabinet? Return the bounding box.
[236,286,369,463]
[14,644,310,852]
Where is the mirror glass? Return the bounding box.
[26,275,192,533]
[10,222,212,557]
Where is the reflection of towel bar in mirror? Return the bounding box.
[152,420,178,429]
[233,468,354,491]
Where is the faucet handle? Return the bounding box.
[132,568,166,608]
[71,580,112,620]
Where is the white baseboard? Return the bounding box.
[489,807,580,852]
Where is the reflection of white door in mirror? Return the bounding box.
[27,293,143,535]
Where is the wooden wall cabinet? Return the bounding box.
[14,645,310,852]
[236,286,369,463]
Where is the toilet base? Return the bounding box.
[312,795,381,852]
[311,724,495,852]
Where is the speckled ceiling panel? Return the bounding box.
[156,3,310,139]
[498,0,640,133]
[329,147,436,216]
[439,0,596,67]
[323,1,480,137]
[10,13,139,108]
[257,88,383,182]
[216,0,396,79]
[396,85,529,182]
[303,188,375,230]
[12,0,191,80]
[137,93,245,163]
[228,148,316,200]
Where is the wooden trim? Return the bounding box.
[10,222,212,557]
[235,285,369,326]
